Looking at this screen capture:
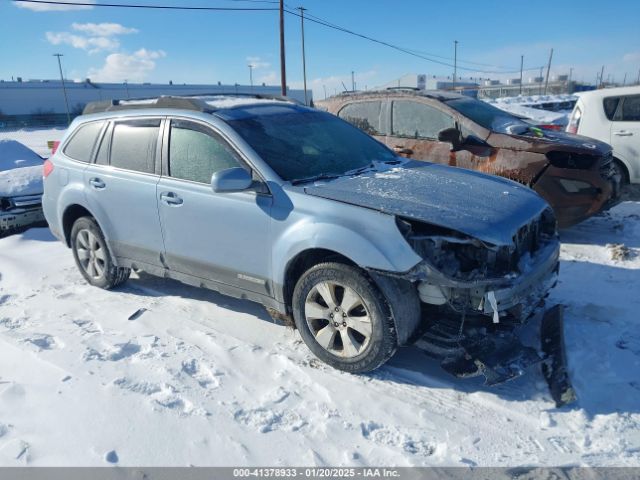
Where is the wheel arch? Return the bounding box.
[282,248,356,313]
[613,156,631,184]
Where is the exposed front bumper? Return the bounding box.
[0,207,46,235]
[533,165,616,228]
[414,240,560,323]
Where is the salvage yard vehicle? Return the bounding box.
[322,89,620,227]
[42,95,575,405]
[0,140,46,237]
[567,85,640,184]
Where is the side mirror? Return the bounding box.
[462,135,493,157]
[211,167,253,193]
[438,127,463,151]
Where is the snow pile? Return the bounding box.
[0,140,44,197]
[0,199,639,466]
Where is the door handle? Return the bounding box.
[613,131,633,136]
[89,178,106,189]
[160,192,183,206]
[393,145,414,155]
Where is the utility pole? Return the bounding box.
[539,66,543,95]
[322,84,327,99]
[279,0,287,96]
[248,64,254,90]
[53,53,71,125]
[453,40,458,90]
[623,72,627,86]
[297,7,308,105]
[599,65,605,88]
[543,48,553,95]
[351,71,355,92]
[519,55,523,95]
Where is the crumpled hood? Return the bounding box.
[304,161,549,246]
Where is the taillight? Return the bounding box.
[566,107,581,134]
[43,159,54,178]
[51,141,60,154]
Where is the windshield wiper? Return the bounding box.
[290,173,342,185]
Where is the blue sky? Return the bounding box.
[1,0,639,98]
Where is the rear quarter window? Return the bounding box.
[63,121,105,162]
[602,97,620,120]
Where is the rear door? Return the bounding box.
[610,94,640,182]
[83,117,165,267]
[157,118,272,295]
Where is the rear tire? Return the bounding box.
[70,216,130,289]
[292,262,397,373]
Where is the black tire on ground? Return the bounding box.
[70,216,130,289]
[292,262,397,373]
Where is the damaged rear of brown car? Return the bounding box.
[321,90,621,227]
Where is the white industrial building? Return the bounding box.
[0,79,311,127]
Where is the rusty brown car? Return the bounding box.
[321,90,620,227]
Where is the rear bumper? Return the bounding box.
[533,166,617,228]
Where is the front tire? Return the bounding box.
[70,216,130,289]
[292,262,397,373]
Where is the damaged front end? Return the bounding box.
[0,194,46,237]
[394,208,576,407]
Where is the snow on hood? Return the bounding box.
[0,165,43,197]
[304,161,549,247]
[0,140,44,197]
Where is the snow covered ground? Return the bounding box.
[0,199,639,467]
[0,128,66,158]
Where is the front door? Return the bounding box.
[157,118,272,295]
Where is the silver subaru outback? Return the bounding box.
[42,95,568,395]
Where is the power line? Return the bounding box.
[13,0,278,10]
[17,0,545,75]
[283,8,544,74]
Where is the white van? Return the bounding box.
[567,86,640,184]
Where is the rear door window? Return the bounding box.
[63,121,105,162]
[168,120,241,184]
[392,100,455,139]
[337,101,384,135]
[620,95,640,121]
[110,119,161,174]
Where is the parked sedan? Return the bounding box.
[0,140,46,237]
[321,90,620,227]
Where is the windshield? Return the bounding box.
[226,109,397,182]
[445,97,530,134]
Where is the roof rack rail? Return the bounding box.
[82,93,299,115]
[82,96,212,115]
